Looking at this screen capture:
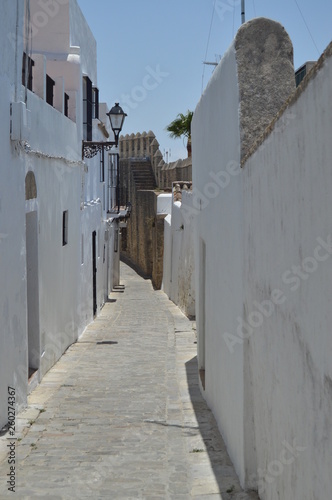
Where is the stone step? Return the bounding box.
[132,176,155,182]
[130,159,157,189]
[131,167,153,172]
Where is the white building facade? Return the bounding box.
[0,0,121,430]
[162,187,195,318]
[192,18,332,500]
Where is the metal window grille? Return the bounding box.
[92,87,99,119]
[83,76,93,141]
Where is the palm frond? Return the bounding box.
[166,110,193,140]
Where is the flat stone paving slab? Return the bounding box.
[0,263,258,499]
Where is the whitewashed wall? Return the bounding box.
[23,0,110,378]
[177,191,195,317]
[162,191,196,318]
[0,0,118,429]
[192,15,332,500]
[69,0,97,86]
[157,193,172,216]
[240,48,332,500]
[192,41,247,484]
[24,89,82,376]
[0,0,28,421]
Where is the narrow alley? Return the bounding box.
[0,263,257,499]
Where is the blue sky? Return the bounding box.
[77,0,332,160]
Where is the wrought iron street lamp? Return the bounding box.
[82,102,127,159]
[82,102,127,213]
[107,103,127,144]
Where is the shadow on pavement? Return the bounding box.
[185,355,259,500]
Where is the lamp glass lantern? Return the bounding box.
[107,103,127,145]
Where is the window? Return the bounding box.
[62,211,68,246]
[64,93,69,117]
[92,87,99,119]
[103,231,108,263]
[114,228,119,253]
[295,66,307,87]
[22,52,34,91]
[83,76,93,141]
[295,62,315,88]
[100,148,105,183]
[46,75,55,106]
[108,154,118,212]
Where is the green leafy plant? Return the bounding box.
[166,110,193,157]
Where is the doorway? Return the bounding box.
[26,211,40,379]
[92,231,97,317]
[198,238,206,389]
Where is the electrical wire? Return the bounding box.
[293,0,320,56]
[19,141,85,167]
[201,0,217,95]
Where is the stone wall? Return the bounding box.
[158,157,192,190]
[119,133,192,290]
[121,186,165,289]
[120,132,192,190]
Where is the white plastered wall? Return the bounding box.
[241,51,332,500]
[0,0,116,429]
[192,41,247,485]
[162,192,195,318]
[192,19,332,500]
[0,0,29,426]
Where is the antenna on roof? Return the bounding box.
[203,55,221,68]
[241,0,245,24]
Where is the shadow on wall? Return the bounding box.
[185,356,259,499]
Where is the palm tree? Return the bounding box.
[166,110,193,158]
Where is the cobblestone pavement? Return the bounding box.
[0,263,258,499]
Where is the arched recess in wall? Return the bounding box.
[25,171,37,200]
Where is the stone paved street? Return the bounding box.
[0,263,258,499]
